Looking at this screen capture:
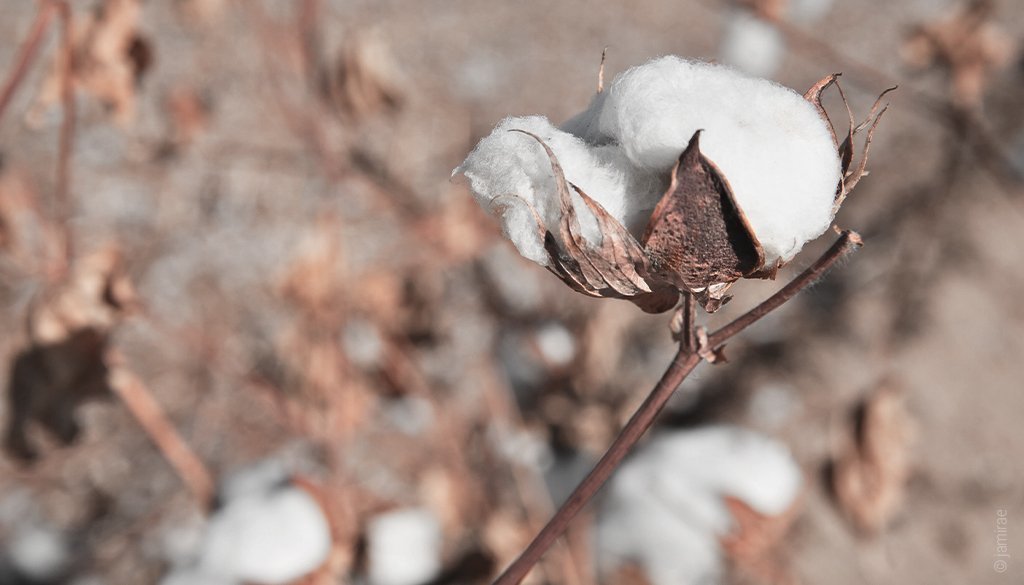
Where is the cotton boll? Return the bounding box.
[598,455,723,585]
[597,425,802,585]
[198,486,331,584]
[720,10,786,78]
[366,508,443,585]
[534,321,576,367]
[640,426,802,528]
[7,527,70,582]
[456,116,641,257]
[595,57,841,264]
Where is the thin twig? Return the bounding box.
[52,0,74,279]
[491,230,863,585]
[708,230,862,348]
[109,366,216,510]
[0,1,55,124]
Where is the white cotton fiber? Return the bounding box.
[787,0,835,23]
[198,486,331,584]
[457,56,842,272]
[597,425,802,585]
[366,508,443,585]
[584,56,841,265]
[456,116,662,259]
[7,527,69,582]
[720,9,786,78]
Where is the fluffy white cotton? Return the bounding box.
[534,321,576,366]
[7,527,69,581]
[597,425,801,585]
[580,56,841,265]
[720,10,786,78]
[458,57,841,270]
[456,116,664,261]
[366,508,443,585]
[198,486,331,584]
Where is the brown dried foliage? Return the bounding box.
[831,382,915,535]
[902,0,1015,110]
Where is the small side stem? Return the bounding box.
[109,367,216,510]
[492,349,702,585]
[0,1,55,124]
[708,230,862,348]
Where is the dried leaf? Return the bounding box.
[721,493,801,564]
[31,0,151,125]
[4,327,111,462]
[642,130,765,298]
[902,0,1016,109]
[330,30,405,119]
[831,382,915,534]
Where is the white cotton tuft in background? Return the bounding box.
[578,56,841,265]
[719,10,786,78]
[366,508,443,585]
[597,425,802,585]
[196,485,331,584]
[7,526,70,582]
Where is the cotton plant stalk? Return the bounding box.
[454,56,891,585]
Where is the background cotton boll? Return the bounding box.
[198,486,331,584]
[720,10,786,78]
[596,57,842,264]
[6,526,70,582]
[642,427,803,523]
[597,425,802,585]
[366,508,443,585]
[598,452,723,585]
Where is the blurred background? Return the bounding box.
[0,0,1022,584]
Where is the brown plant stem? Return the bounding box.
[492,230,862,585]
[0,1,55,124]
[109,366,216,510]
[708,230,863,348]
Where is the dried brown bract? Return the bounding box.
[4,245,136,462]
[830,382,915,535]
[328,30,406,120]
[902,0,1016,110]
[31,0,152,125]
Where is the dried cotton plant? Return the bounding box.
[454,55,892,584]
